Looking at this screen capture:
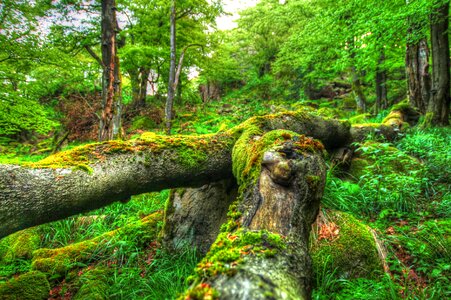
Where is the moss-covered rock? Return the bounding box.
[73,268,110,300]
[348,158,370,179]
[0,271,50,300]
[311,211,383,280]
[0,228,40,263]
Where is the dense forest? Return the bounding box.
[0,0,450,299]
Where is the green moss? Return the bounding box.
[232,127,324,186]
[354,142,422,176]
[0,271,50,300]
[182,283,219,300]
[191,229,286,279]
[73,268,110,300]
[32,239,98,275]
[391,99,411,112]
[176,147,208,168]
[421,112,434,128]
[32,212,162,275]
[182,228,286,298]
[315,107,344,119]
[311,211,383,280]
[352,123,382,129]
[0,228,40,263]
[341,95,357,109]
[382,111,403,125]
[348,158,370,179]
[306,175,321,190]
[131,116,157,131]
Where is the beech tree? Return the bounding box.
[428,0,450,125]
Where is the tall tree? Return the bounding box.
[428,0,450,125]
[165,0,177,135]
[405,0,432,115]
[376,50,388,113]
[99,0,123,140]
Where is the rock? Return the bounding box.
[311,210,384,280]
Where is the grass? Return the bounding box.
[318,126,451,298]
[108,247,199,299]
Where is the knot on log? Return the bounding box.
[262,151,295,186]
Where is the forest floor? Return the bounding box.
[0,95,450,299]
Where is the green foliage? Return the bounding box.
[321,124,450,298]
[313,273,401,300]
[0,94,58,136]
[39,191,169,248]
[397,127,451,189]
[108,247,199,299]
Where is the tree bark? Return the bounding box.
[428,0,450,125]
[351,66,367,113]
[376,51,388,114]
[182,130,327,300]
[99,0,122,141]
[165,0,177,135]
[163,179,238,255]
[0,111,351,239]
[406,35,431,114]
[128,67,150,114]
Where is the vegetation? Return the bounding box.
[0,0,450,299]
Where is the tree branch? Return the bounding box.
[173,44,203,92]
[83,45,105,69]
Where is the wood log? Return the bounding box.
[0,111,350,239]
[182,130,327,300]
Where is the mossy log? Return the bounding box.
[0,271,50,300]
[0,111,350,239]
[182,130,327,299]
[350,103,420,142]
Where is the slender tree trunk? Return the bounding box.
[351,66,367,112]
[139,68,149,104]
[348,37,367,112]
[128,68,149,114]
[406,34,431,114]
[165,0,177,135]
[428,1,450,125]
[376,51,388,114]
[99,0,122,141]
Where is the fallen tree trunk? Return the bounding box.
[182,130,327,299]
[0,111,350,239]
[350,103,420,142]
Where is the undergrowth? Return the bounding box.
[318,126,451,299]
